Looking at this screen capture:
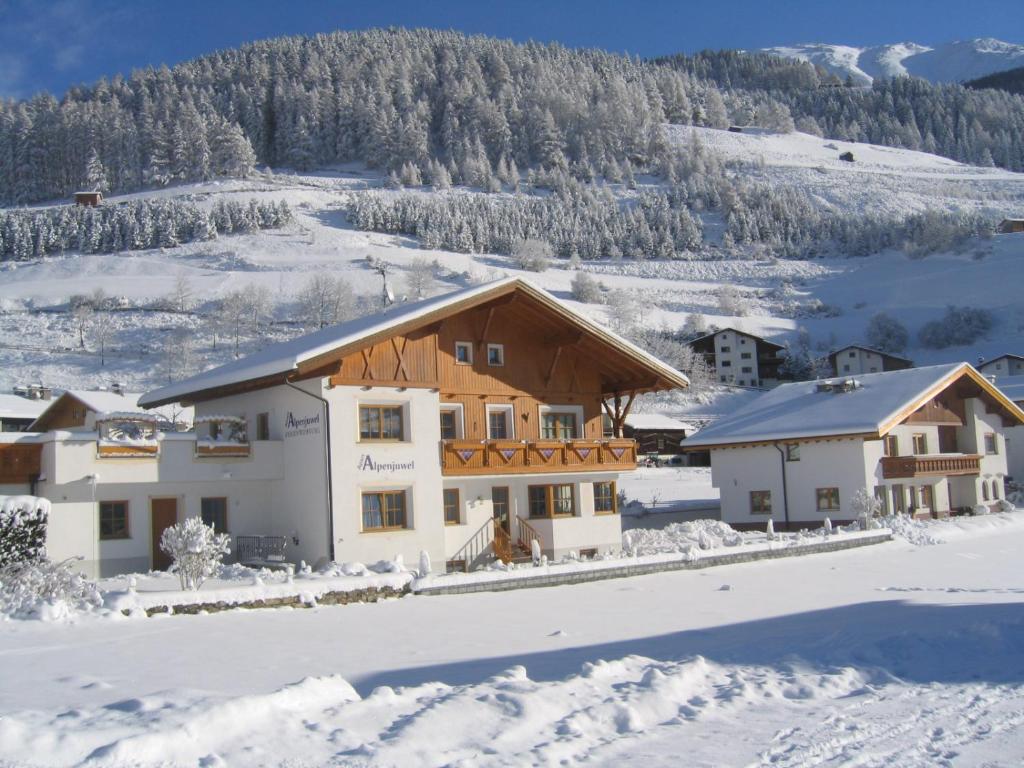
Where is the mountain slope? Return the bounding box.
[763,38,1024,85]
[967,65,1024,95]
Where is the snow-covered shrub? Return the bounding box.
[0,558,102,620]
[160,517,231,591]
[918,306,994,349]
[570,271,603,303]
[823,517,833,535]
[851,489,882,530]
[512,237,552,272]
[973,504,990,516]
[717,285,749,317]
[0,496,50,568]
[418,550,432,577]
[996,499,1015,513]
[766,519,775,540]
[865,312,909,354]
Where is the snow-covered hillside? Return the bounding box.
[763,38,1024,85]
[1,127,1022,416]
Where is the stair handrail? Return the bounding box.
[493,519,513,564]
[446,516,495,572]
[515,515,543,563]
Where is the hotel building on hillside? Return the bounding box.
[0,279,687,577]
[684,364,1024,530]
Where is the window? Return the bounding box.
[982,481,990,502]
[99,501,129,540]
[992,480,1001,500]
[741,352,751,359]
[594,481,617,514]
[486,343,504,366]
[741,366,752,374]
[750,490,772,515]
[492,487,510,528]
[443,488,460,525]
[486,405,513,440]
[884,435,899,457]
[454,341,473,365]
[843,365,850,372]
[721,360,732,367]
[201,497,228,533]
[359,405,403,441]
[912,433,928,454]
[849,351,856,358]
[541,411,578,440]
[874,486,890,516]
[740,338,747,345]
[209,421,221,440]
[601,414,614,438]
[528,484,575,518]
[984,433,998,455]
[256,412,270,441]
[785,443,800,462]
[816,487,840,512]
[362,490,407,531]
[439,409,458,440]
[720,345,731,353]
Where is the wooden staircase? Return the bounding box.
[493,517,541,565]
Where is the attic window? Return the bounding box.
[455,341,473,365]
[487,343,504,366]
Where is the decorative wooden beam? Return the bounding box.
[477,307,496,349]
[546,345,563,388]
[361,347,375,380]
[391,336,410,381]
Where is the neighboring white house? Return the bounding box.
[687,328,787,388]
[978,354,1024,378]
[828,345,913,377]
[995,375,1024,484]
[684,363,1024,530]
[2,279,687,577]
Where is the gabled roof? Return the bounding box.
[624,413,695,432]
[684,363,1024,449]
[141,278,689,408]
[979,353,1024,367]
[687,327,785,352]
[0,395,48,422]
[828,344,912,364]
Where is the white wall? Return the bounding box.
[834,348,885,376]
[713,330,761,387]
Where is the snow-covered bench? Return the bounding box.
[235,535,289,570]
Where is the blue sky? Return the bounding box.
[0,0,1020,99]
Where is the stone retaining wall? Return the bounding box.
[131,585,408,617]
[416,532,893,596]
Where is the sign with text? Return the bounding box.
[357,454,415,473]
[284,411,320,438]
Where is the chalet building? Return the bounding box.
[995,376,1024,482]
[29,388,191,433]
[1,279,686,577]
[829,345,913,377]
[622,413,694,458]
[688,327,787,388]
[978,354,1024,378]
[684,364,1023,531]
[73,191,103,207]
[997,218,1024,234]
[0,394,47,432]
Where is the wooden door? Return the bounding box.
[492,487,510,534]
[151,498,178,571]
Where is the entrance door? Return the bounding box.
[891,484,905,515]
[151,498,178,571]
[492,487,510,534]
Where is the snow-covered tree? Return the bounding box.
[159,517,231,591]
[0,496,49,567]
[570,271,603,303]
[865,312,909,354]
[512,237,552,272]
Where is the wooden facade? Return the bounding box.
[881,454,981,479]
[0,443,42,483]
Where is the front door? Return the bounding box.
[891,484,905,515]
[151,498,178,571]
[492,487,510,534]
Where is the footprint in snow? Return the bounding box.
[718,584,732,591]
[549,629,569,637]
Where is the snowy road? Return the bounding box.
[1,514,1023,765]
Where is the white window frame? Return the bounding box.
[485,404,515,440]
[486,343,504,367]
[454,341,473,365]
[538,404,584,439]
[439,403,465,440]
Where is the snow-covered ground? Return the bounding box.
[2,512,1023,766]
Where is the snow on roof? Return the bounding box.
[995,375,1024,404]
[688,327,782,349]
[194,414,247,424]
[0,394,48,421]
[624,413,695,432]
[684,363,973,448]
[980,353,1024,366]
[140,278,688,407]
[96,411,160,423]
[830,344,912,362]
[32,390,192,430]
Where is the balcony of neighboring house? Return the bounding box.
[441,438,637,476]
[194,415,251,458]
[0,440,42,483]
[95,413,161,458]
[880,454,981,479]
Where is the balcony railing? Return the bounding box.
[441,438,637,476]
[195,441,251,458]
[880,454,981,479]
[97,441,159,458]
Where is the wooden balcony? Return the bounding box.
[97,442,159,458]
[880,454,981,479]
[0,443,42,483]
[441,438,637,476]
[195,441,251,458]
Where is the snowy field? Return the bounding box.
[1,512,1023,766]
